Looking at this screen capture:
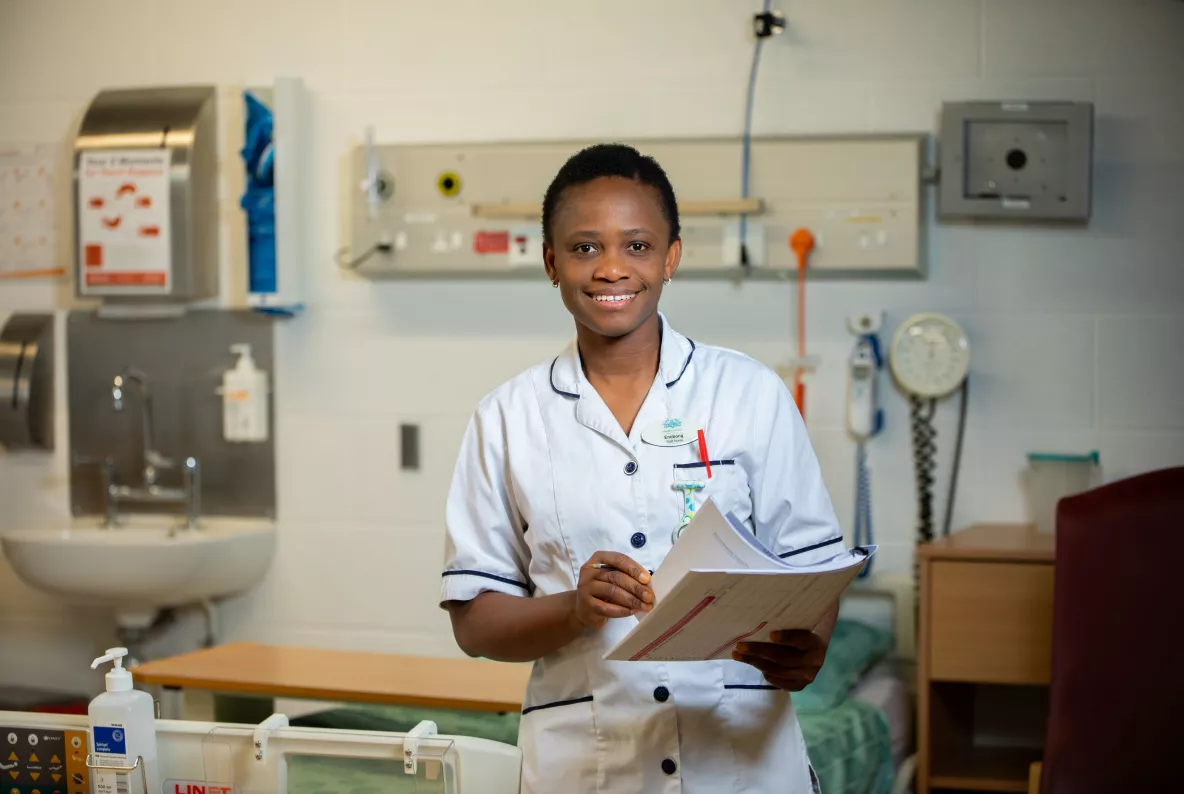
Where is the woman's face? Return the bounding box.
[544,176,681,340]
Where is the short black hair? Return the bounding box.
[542,143,680,246]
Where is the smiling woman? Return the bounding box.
[543,145,680,341]
[441,142,845,794]
[542,145,683,434]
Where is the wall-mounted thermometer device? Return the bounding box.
[846,311,884,579]
[846,312,884,440]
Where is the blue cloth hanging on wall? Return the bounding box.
[240,91,276,296]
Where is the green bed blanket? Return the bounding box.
[798,699,894,794]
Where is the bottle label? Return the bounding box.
[93,724,131,794]
[93,726,127,755]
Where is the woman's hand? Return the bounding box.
[570,551,654,629]
[731,629,830,691]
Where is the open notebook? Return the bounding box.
[604,499,875,662]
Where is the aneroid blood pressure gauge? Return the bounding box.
[888,313,970,398]
[889,313,971,546]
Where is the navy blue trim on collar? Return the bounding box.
[522,695,593,715]
[442,569,531,590]
[724,684,781,690]
[664,338,695,387]
[778,535,844,559]
[549,358,579,399]
[551,334,694,397]
[673,459,735,469]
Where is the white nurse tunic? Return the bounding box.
[441,314,844,794]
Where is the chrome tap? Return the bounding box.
[104,367,201,530]
[112,367,173,486]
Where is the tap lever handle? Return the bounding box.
[183,457,201,528]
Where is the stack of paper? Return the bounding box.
[604,499,874,662]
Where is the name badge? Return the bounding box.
[642,418,702,447]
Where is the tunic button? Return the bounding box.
[630,532,647,549]
[653,686,670,703]
[624,461,638,475]
[662,758,677,775]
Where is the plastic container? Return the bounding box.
[1026,451,1100,535]
[221,343,269,443]
[88,647,160,794]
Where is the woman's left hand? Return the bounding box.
[731,629,829,691]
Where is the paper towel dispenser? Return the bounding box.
[73,85,219,304]
[0,313,54,450]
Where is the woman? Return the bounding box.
[442,143,845,793]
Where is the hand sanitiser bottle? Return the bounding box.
[89,647,160,794]
[221,343,269,442]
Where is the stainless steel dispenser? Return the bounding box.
[0,313,54,450]
[73,86,219,304]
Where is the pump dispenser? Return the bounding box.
[93,647,134,691]
[221,343,269,442]
[89,647,160,794]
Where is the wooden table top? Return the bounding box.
[916,523,1056,563]
[131,642,531,714]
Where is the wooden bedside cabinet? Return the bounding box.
[917,525,1055,793]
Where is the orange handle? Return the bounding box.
[789,228,814,419]
[790,228,815,262]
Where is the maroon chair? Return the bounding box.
[1034,466,1184,793]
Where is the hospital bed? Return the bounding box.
[802,573,916,794]
[289,575,916,794]
[99,574,915,794]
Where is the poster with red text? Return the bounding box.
[78,149,171,294]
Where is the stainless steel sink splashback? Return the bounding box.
[67,310,275,518]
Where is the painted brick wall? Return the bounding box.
[1,0,1181,693]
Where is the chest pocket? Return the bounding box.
[672,459,752,527]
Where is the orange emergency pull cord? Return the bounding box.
[789,228,815,419]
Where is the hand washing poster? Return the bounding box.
[78,149,171,293]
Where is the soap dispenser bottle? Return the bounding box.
[89,647,160,794]
[221,343,269,443]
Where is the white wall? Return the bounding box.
[1,0,1182,694]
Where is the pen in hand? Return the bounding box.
[591,563,655,577]
[576,553,655,624]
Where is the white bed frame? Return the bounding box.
[841,572,918,794]
[0,710,521,794]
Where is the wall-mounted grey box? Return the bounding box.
[939,101,1093,222]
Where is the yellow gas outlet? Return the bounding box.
[437,171,462,197]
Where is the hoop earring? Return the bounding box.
[552,282,559,288]
[663,278,671,285]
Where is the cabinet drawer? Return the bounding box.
[928,560,1054,684]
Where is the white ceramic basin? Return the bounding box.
[0,516,276,627]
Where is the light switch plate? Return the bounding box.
[940,101,1093,222]
[400,423,420,471]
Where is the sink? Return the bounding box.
[0,516,277,628]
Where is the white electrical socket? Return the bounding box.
[721,219,766,268]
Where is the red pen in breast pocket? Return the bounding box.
[698,429,711,478]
